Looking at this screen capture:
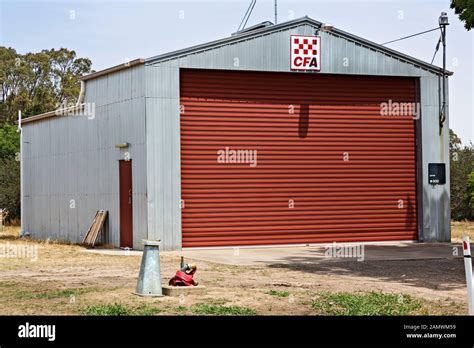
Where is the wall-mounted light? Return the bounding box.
[315,23,334,36]
[115,142,130,149]
[439,12,449,26]
[321,23,334,32]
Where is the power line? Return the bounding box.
[381,27,440,46]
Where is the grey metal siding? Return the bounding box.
[145,66,181,250]
[145,21,450,248]
[419,75,451,241]
[22,65,147,249]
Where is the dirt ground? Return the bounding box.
[0,225,472,315]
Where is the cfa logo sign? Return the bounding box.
[290,35,321,71]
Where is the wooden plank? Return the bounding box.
[83,210,108,247]
[91,211,107,247]
[82,211,99,244]
[86,211,101,245]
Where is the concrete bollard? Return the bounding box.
[134,240,163,297]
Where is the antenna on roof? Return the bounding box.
[274,0,277,24]
[237,0,257,32]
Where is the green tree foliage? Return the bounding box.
[450,129,474,220]
[0,47,92,123]
[0,157,20,223]
[0,123,19,158]
[469,171,474,215]
[0,47,91,222]
[0,124,20,223]
[451,0,474,30]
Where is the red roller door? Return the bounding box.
[180,69,418,247]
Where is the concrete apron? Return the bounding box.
[82,242,469,267]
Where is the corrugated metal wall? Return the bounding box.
[180,69,418,247]
[146,20,450,249]
[22,65,148,248]
[145,67,182,250]
[419,75,450,241]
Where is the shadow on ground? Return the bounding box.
[264,244,466,291]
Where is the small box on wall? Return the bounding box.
[428,163,446,185]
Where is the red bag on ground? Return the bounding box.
[169,270,196,286]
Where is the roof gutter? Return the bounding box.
[21,104,86,125]
[329,25,453,76]
[80,58,145,81]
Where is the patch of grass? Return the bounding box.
[175,306,188,312]
[36,288,98,299]
[191,304,256,316]
[80,303,161,316]
[0,282,17,288]
[133,304,161,316]
[311,292,422,316]
[266,290,290,298]
[13,287,98,300]
[81,303,129,316]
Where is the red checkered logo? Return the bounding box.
[291,35,321,71]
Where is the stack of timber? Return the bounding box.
[82,210,108,247]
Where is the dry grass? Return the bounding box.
[451,220,474,242]
[0,224,471,315]
[0,225,20,238]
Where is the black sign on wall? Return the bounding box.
[428,163,446,185]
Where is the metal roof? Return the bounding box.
[80,58,144,81]
[21,104,85,125]
[146,16,452,76]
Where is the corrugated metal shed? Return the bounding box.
[21,16,450,250]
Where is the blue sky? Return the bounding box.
[1,0,472,143]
